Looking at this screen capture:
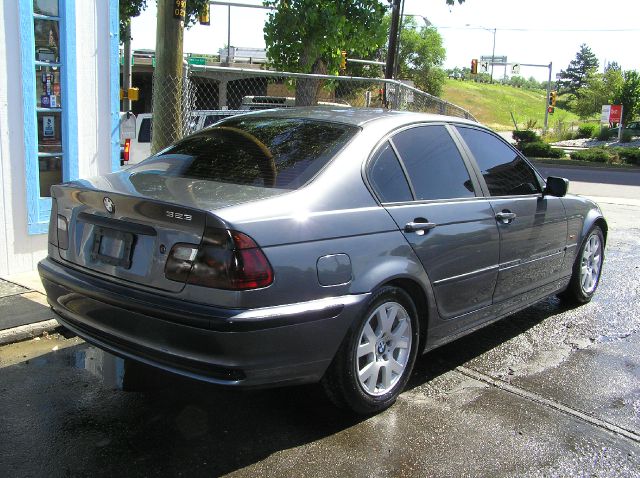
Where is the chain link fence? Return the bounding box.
[149,65,477,153]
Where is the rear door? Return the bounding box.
[369,124,500,320]
[453,126,568,304]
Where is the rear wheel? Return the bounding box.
[560,226,604,304]
[321,286,420,414]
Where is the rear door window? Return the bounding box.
[456,126,540,196]
[391,125,476,200]
[139,118,357,190]
[368,142,413,203]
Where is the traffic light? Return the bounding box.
[549,91,557,107]
[199,4,210,25]
[340,51,347,70]
[548,106,555,114]
[471,59,478,75]
[119,88,140,101]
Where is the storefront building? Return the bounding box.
[0,0,119,276]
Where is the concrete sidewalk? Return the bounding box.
[0,273,58,345]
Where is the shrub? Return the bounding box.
[521,142,565,158]
[596,127,612,141]
[570,148,614,163]
[512,129,539,145]
[576,123,598,139]
[615,147,640,165]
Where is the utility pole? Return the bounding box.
[151,0,185,154]
[490,27,496,83]
[122,21,132,113]
[385,0,402,79]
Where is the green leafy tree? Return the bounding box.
[119,0,209,40]
[263,0,387,105]
[616,70,640,125]
[394,17,446,96]
[574,67,623,119]
[557,43,599,99]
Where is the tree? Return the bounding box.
[574,67,623,119]
[263,0,387,105]
[557,44,599,99]
[395,17,446,96]
[119,0,208,39]
[616,70,640,125]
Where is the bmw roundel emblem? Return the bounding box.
[103,197,115,214]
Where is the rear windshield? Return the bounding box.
[134,118,357,190]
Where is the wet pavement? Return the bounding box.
[1,200,639,477]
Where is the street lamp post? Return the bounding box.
[467,24,497,83]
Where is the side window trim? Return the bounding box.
[364,140,414,204]
[448,124,491,198]
[387,139,416,200]
[452,124,543,198]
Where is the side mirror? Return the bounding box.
[544,176,568,197]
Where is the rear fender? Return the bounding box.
[352,250,439,354]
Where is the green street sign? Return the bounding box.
[188,57,206,65]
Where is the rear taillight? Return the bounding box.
[57,215,69,250]
[123,138,131,163]
[165,228,273,290]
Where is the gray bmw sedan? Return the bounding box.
[39,108,606,414]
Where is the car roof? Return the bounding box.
[229,107,479,129]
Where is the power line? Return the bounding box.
[438,26,640,32]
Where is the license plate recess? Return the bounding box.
[90,227,135,269]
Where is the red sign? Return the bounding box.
[609,105,622,123]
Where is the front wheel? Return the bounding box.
[321,286,420,414]
[560,226,605,304]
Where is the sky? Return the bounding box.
[131,0,640,82]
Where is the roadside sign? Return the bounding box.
[601,104,622,124]
[480,61,489,73]
[120,114,137,142]
[481,55,507,63]
[609,105,622,123]
[188,57,206,65]
[511,63,520,75]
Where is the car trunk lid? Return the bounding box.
[53,185,214,293]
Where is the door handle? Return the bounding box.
[405,221,437,233]
[495,211,517,224]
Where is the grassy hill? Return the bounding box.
[442,79,580,131]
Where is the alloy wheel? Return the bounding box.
[355,301,412,396]
[580,232,602,294]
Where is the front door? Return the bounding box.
[454,126,568,304]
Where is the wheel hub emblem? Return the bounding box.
[377,341,386,355]
[103,197,115,214]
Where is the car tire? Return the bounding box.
[321,286,420,415]
[559,226,605,304]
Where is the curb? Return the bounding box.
[530,159,640,173]
[0,320,60,346]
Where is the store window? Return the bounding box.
[19,0,78,233]
[34,1,63,197]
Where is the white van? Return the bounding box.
[120,110,241,166]
[120,113,152,166]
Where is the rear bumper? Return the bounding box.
[38,257,368,388]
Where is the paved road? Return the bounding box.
[1,200,638,477]
[534,163,640,201]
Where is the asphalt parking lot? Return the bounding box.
[0,177,638,477]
